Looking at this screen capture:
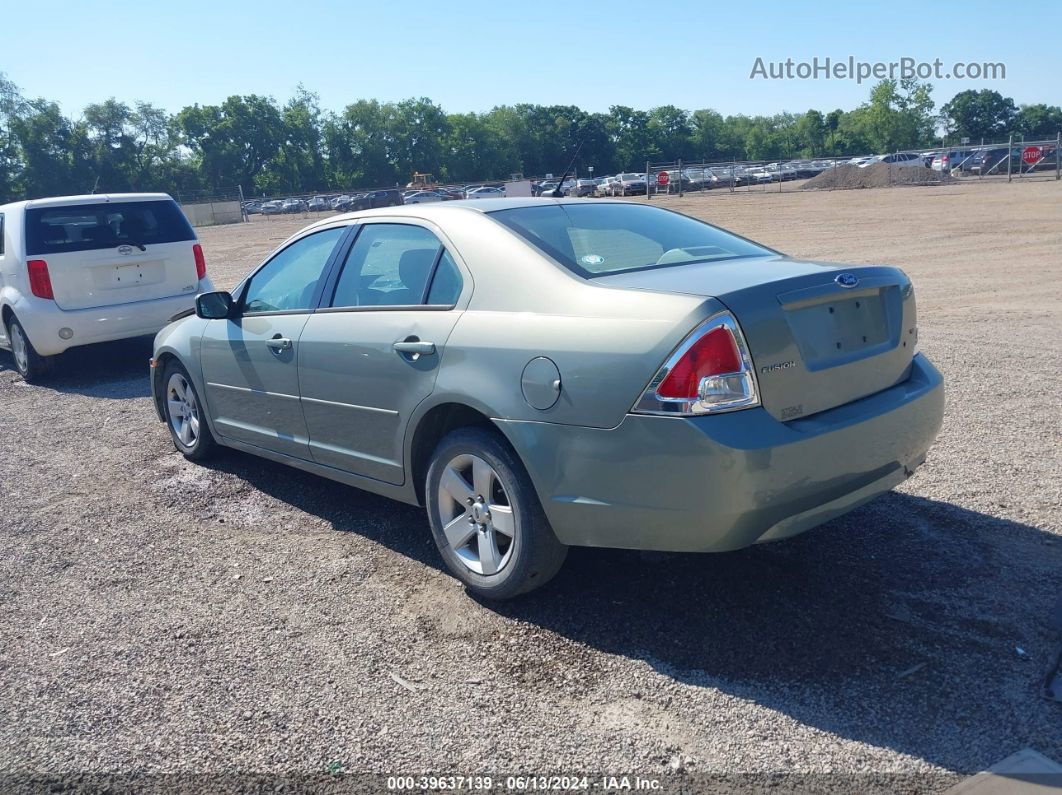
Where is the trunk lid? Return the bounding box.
[596,256,916,421]
[41,242,201,310]
[24,197,200,311]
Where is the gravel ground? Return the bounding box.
[1,180,1059,791]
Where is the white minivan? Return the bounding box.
[0,193,213,381]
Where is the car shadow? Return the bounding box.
[202,449,1062,774]
[0,337,153,399]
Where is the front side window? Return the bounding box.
[331,224,460,308]
[491,203,773,278]
[24,200,195,256]
[242,226,346,314]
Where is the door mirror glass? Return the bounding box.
[196,290,233,319]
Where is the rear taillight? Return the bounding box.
[633,311,759,416]
[27,259,54,300]
[193,243,207,280]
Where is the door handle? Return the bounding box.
[393,339,436,356]
[266,336,292,352]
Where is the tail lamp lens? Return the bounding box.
[656,326,741,398]
[193,244,207,280]
[633,312,759,416]
[27,260,54,299]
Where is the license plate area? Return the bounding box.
[93,260,165,290]
[786,289,893,370]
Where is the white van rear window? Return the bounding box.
[25,200,195,255]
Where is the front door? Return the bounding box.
[199,225,348,459]
[298,221,468,484]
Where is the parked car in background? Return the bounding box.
[260,200,284,215]
[280,198,306,213]
[351,190,405,211]
[574,179,598,197]
[608,173,647,196]
[0,193,213,381]
[307,196,330,212]
[931,150,977,172]
[242,201,263,215]
[152,198,943,599]
[404,191,445,204]
[465,186,505,199]
[860,152,925,169]
[968,147,1017,175]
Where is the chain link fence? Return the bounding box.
[634,134,1061,200]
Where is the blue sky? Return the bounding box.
[5,0,1059,117]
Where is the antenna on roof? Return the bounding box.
[90,176,100,195]
[551,138,585,198]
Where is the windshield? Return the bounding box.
[490,203,775,277]
[620,173,642,180]
[25,199,194,256]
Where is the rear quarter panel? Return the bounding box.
[429,209,716,428]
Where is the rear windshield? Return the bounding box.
[490,203,774,277]
[25,199,195,255]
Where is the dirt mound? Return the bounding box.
[802,162,951,190]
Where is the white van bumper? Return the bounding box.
[13,279,213,356]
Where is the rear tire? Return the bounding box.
[6,317,52,383]
[426,428,567,599]
[162,360,216,461]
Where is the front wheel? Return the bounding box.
[162,361,216,461]
[426,428,567,599]
[6,318,52,382]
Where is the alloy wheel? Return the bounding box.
[166,372,200,448]
[9,324,28,373]
[437,454,516,576]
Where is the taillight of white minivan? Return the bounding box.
[27,260,54,299]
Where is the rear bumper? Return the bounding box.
[496,354,944,552]
[16,280,212,356]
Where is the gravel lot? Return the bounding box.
[1,181,1059,790]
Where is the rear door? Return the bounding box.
[199,225,349,459]
[298,221,469,484]
[23,198,201,310]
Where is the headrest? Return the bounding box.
[398,248,437,290]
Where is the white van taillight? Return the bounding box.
[193,244,207,280]
[27,260,54,300]
[633,311,759,416]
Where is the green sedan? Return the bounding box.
[150,199,944,599]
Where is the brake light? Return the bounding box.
[27,260,54,300]
[193,243,207,280]
[656,326,741,398]
[633,311,759,415]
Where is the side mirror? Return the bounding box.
[196,290,233,319]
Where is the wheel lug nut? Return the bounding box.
[466,497,474,505]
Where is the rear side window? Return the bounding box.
[25,200,195,256]
[331,223,458,308]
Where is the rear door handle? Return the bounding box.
[393,339,436,356]
[266,337,292,352]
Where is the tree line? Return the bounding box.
[1,74,1059,203]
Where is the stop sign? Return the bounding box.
[1022,146,1042,165]
[657,171,670,186]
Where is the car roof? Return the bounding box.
[303,197,627,230]
[1,192,175,212]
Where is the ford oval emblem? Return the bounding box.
[117,244,134,256]
[835,272,859,288]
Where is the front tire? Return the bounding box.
[426,428,567,599]
[162,361,216,461]
[6,317,52,382]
